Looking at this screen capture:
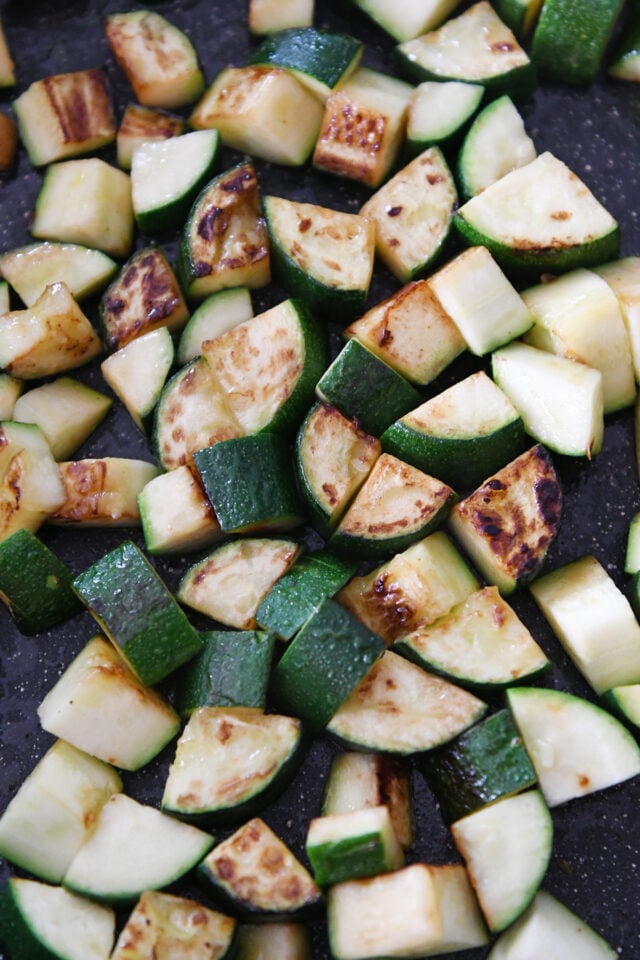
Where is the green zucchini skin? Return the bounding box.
[246,26,363,94]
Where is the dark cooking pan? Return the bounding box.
[0,1,639,957]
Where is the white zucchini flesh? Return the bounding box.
[131,129,219,222]
[458,94,536,196]
[506,687,640,807]
[352,0,463,42]
[488,889,618,959]
[451,790,553,932]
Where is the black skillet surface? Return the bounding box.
[1,1,640,957]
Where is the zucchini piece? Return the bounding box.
[31,159,134,260]
[602,682,640,730]
[0,740,122,884]
[327,650,487,754]
[179,161,271,300]
[152,356,243,472]
[270,598,385,732]
[422,708,537,824]
[131,129,220,234]
[0,18,15,87]
[0,528,82,633]
[492,341,605,458]
[0,282,102,379]
[530,554,640,694]
[111,891,236,960]
[198,818,322,920]
[506,686,640,807]
[349,0,463,42]
[429,246,534,356]
[13,68,115,167]
[0,373,21,420]
[491,0,544,36]
[395,585,549,689]
[488,889,618,959]
[337,530,479,644]
[448,444,563,595]
[116,103,185,171]
[323,752,413,850]
[202,298,328,434]
[0,112,17,174]
[177,537,302,630]
[626,510,640,574]
[99,246,188,352]
[0,241,117,307]
[63,793,214,904]
[162,706,303,823]
[306,805,404,887]
[263,196,375,318]
[312,67,412,188]
[381,370,526,491]
[177,287,253,366]
[104,10,205,109]
[0,279,9,314]
[101,327,174,434]
[405,80,484,157]
[235,922,313,960]
[295,401,381,535]
[37,635,180,772]
[395,1,534,97]
[191,66,324,166]
[329,452,456,559]
[50,458,158,526]
[256,550,356,641]
[454,152,621,279]
[173,629,275,715]
[451,789,552,932]
[0,878,115,960]
[138,464,222,556]
[13,377,112,461]
[247,26,363,100]
[594,256,640,383]
[522,267,636,415]
[531,0,625,84]
[249,0,314,34]
[608,8,640,80]
[344,278,465,386]
[72,540,202,686]
[0,421,66,544]
[316,339,422,438]
[359,146,457,282]
[457,94,536,200]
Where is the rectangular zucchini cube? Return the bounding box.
[173,629,276,716]
[270,598,385,732]
[72,540,202,686]
[138,464,222,556]
[193,434,305,535]
[306,805,404,887]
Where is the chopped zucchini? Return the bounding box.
[105,10,205,108]
[177,287,253,366]
[116,102,185,170]
[381,370,526,490]
[531,0,625,84]
[395,584,549,689]
[0,282,102,379]
[177,537,301,630]
[13,377,112,461]
[306,805,404,887]
[337,530,479,643]
[0,241,118,307]
[50,458,159,526]
[594,256,640,383]
[626,510,640,575]
[198,818,322,920]
[37,635,179,772]
[191,66,324,166]
[327,650,487,754]
[248,0,314,35]
[0,740,122,884]
[13,68,116,167]
[350,0,464,42]
[448,444,563,595]
[162,706,303,823]
[359,146,457,282]
[0,421,66,544]
[329,452,456,559]
[63,793,214,904]
[138,464,222,555]
[405,80,484,157]
[111,891,236,960]
[247,26,363,100]
[101,327,174,434]
[235,922,313,960]
[179,161,271,300]
[263,195,375,318]
[457,94,536,200]
[343,278,465,386]
[491,0,545,36]
[454,152,620,279]
[31,159,134,260]
[72,540,202,686]
[312,67,412,188]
